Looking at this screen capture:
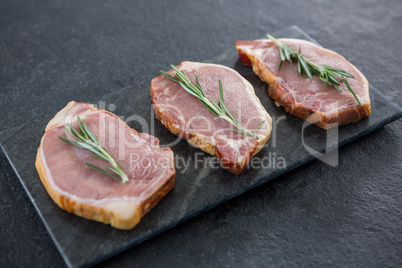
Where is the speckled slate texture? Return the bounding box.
[1,25,401,267]
[1,1,402,267]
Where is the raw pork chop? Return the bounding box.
[236,38,371,129]
[151,62,272,174]
[36,101,175,230]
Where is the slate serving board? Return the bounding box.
[1,26,401,268]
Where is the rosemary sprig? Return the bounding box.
[267,34,361,106]
[161,65,264,139]
[59,116,128,183]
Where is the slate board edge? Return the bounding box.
[0,105,402,267]
[90,107,402,267]
[1,25,402,267]
[0,143,75,268]
[2,97,401,268]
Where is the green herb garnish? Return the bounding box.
[59,116,128,183]
[161,65,265,139]
[267,34,361,106]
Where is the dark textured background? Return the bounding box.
[1,0,401,267]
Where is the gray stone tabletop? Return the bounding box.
[1,0,401,267]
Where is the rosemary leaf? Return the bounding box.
[59,136,81,148]
[254,120,266,136]
[267,34,362,106]
[81,121,97,143]
[85,163,122,182]
[219,80,224,104]
[328,74,340,87]
[220,101,239,126]
[59,116,128,183]
[344,77,361,106]
[211,99,220,111]
[161,66,265,139]
[77,117,89,140]
[178,81,200,98]
[279,46,285,61]
[230,127,255,138]
[90,155,108,161]
[195,76,206,98]
[65,124,84,141]
[199,98,220,116]
[278,61,283,71]
[160,70,179,83]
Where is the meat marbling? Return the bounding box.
[236,38,371,129]
[36,101,175,230]
[151,62,272,174]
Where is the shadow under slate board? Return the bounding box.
[1,26,401,268]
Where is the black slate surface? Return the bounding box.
[1,26,402,267]
[1,1,402,267]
